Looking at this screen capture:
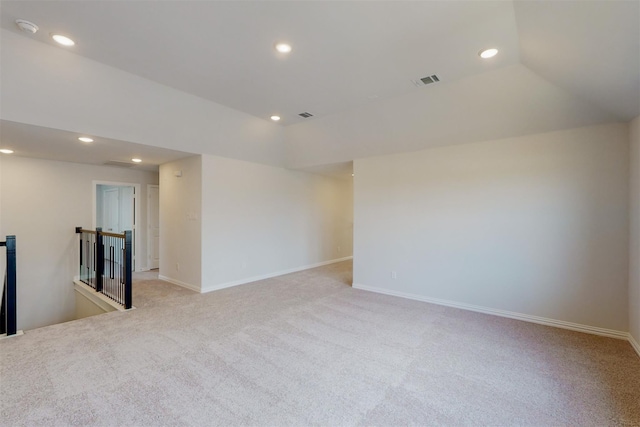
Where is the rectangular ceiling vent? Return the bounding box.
[411,74,440,87]
[298,112,314,118]
[104,160,135,168]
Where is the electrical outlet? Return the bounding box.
[391,271,397,279]
[176,262,180,271]
[338,246,341,253]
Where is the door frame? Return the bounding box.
[92,181,142,272]
[147,184,160,270]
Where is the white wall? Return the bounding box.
[338,178,354,257]
[0,154,2,237]
[200,155,353,292]
[0,29,285,167]
[354,123,629,332]
[159,156,202,291]
[0,155,5,280]
[630,116,640,346]
[0,156,158,331]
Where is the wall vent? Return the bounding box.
[298,112,314,118]
[104,161,135,168]
[411,74,440,87]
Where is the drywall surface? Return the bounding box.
[354,123,629,332]
[0,29,284,167]
[285,64,617,169]
[0,154,4,279]
[201,155,353,291]
[630,116,640,345]
[339,178,354,257]
[74,284,118,320]
[159,156,202,291]
[0,156,158,331]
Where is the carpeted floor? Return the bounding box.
[1,260,639,426]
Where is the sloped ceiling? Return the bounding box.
[515,0,639,121]
[286,64,620,168]
[0,1,638,170]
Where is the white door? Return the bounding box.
[120,186,134,233]
[103,188,120,233]
[100,185,135,270]
[119,186,136,271]
[148,185,160,269]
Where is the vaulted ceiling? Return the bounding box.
[0,1,638,173]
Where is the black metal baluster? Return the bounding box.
[110,245,115,280]
[96,228,103,294]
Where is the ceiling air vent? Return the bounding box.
[411,74,440,87]
[298,112,314,118]
[104,161,135,168]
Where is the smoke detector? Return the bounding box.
[15,19,39,34]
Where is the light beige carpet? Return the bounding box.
[1,261,639,426]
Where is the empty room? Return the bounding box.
[0,1,639,425]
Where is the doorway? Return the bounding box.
[94,182,140,271]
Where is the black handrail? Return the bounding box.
[1,236,17,336]
[76,228,132,309]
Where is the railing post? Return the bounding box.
[5,236,17,336]
[96,227,103,293]
[124,230,132,309]
[76,227,83,282]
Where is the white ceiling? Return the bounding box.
[285,63,621,168]
[514,0,640,121]
[0,0,638,171]
[0,120,194,171]
[0,1,521,125]
[297,161,353,181]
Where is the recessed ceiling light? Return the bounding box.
[131,158,142,163]
[270,115,281,121]
[0,149,14,154]
[51,34,75,46]
[78,137,93,143]
[275,43,292,53]
[479,48,498,59]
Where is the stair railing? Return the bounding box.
[1,236,17,336]
[76,227,132,309]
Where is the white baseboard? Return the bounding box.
[158,275,200,292]
[201,256,353,294]
[629,333,640,358]
[352,283,629,341]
